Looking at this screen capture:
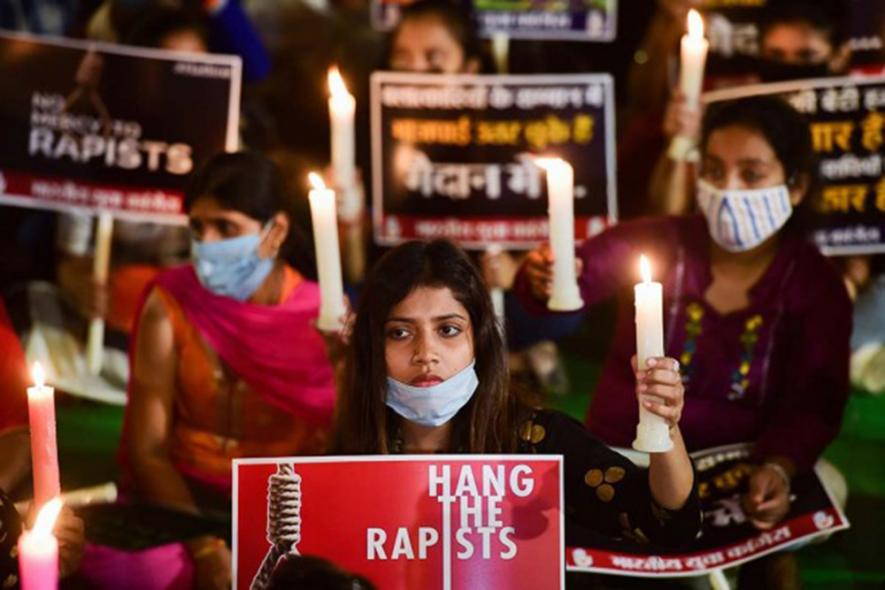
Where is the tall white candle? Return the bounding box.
[18,498,62,590]
[308,173,347,332]
[27,362,61,509]
[328,66,356,192]
[536,158,583,311]
[86,211,113,374]
[669,9,709,160]
[633,256,673,453]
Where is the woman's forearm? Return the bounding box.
[130,452,198,514]
[648,426,694,510]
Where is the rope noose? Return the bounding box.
[250,463,303,590]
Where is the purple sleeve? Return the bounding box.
[752,262,852,474]
[513,216,682,315]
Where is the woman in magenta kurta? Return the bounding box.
[517,96,852,536]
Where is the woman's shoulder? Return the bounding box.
[517,408,604,452]
[781,238,851,310]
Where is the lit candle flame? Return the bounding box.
[308,172,327,191]
[32,497,63,538]
[687,9,704,40]
[32,361,45,389]
[327,66,351,99]
[640,255,652,284]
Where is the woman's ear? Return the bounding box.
[788,173,809,207]
[463,57,480,74]
[261,211,291,258]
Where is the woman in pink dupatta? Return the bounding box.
[80,152,338,590]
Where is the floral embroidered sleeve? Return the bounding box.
[518,410,701,548]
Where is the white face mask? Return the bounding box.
[696,180,793,252]
[385,361,479,427]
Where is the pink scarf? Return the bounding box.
[153,265,336,425]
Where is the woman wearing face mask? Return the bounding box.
[333,240,701,558]
[519,96,851,538]
[85,152,336,590]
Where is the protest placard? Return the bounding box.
[371,0,617,41]
[0,32,241,224]
[567,443,849,577]
[371,72,617,249]
[234,455,564,590]
[704,75,885,255]
[699,0,885,84]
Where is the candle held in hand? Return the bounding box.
[633,256,673,453]
[536,157,583,311]
[308,173,347,332]
[28,362,60,509]
[669,9,709,160]
[18,497,62,590]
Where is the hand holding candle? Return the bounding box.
[633,256,674,453]
[18,498,62,590]
[28,362,60,509]
[308,173,347,332]
[536,157,583,311]
[668,9,708,161]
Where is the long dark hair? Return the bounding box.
[332,239,520,454]
[700,95,818,233]
[185,150,317,279]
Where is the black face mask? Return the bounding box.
[756,58,832,83]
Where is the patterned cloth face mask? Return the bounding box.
[696,180,793,252]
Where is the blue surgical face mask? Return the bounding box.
[386,361,479,427]
[191,224,274,301]
[696,180,793,252]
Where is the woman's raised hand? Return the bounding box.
[632,355,684,428]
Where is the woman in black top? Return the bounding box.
[331,239,701,548]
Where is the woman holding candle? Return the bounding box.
[80,152,337,590]
[332,239,701,553]
[646,3,851,217]
[519,96,851,543]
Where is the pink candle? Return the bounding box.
[27,363,60,509]
[18,498,62,590]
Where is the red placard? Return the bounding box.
[234,455,564,590]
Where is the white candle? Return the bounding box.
[28,362,61,509]
[536,158,583,311]
[633,256,673,453]
[18,498,62,590]
[86,211,113,374]
[308,173,347,332]
[669,9,709,160]
[328,66,356,192]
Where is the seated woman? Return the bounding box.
[333,239,701,551]
[81,151,337,590]
[518,96,851,583]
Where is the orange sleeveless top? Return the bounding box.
[153,266,328,484]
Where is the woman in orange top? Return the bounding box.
[84,151,337,590]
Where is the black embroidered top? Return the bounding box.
[517,410,701,550]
